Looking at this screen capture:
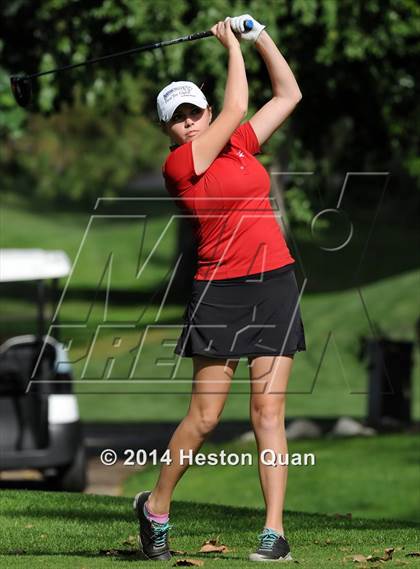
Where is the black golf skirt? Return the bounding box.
[174,262,307,359]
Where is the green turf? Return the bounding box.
[122,434,420,524]
[0,488,419,568]
[1,196,419,421]
[1,270,419,422]
[70,267,420,422]
[0,193,176,291]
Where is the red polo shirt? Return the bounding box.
[163,121,295,280]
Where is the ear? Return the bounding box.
[207,105,213,123]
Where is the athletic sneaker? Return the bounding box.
[132,491,172,561]
[249,527,293,562]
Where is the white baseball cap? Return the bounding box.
[157,81,208,123]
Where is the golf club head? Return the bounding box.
[10,75,32,107]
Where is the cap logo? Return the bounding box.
[163,85,196,103]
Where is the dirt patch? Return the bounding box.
[84,457,145,496]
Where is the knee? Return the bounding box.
[187,411,220,437]
[251,404,285,432]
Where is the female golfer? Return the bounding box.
[133,14,305,562]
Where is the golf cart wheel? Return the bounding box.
[44,445,87,492]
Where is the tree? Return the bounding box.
[1,0,418,198]
[1,1,418,296]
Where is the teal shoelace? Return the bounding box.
[258,528,281,551]
[151,520,173,548]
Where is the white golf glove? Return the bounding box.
[227,14,266,43]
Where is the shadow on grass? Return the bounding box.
[1,497,419,534]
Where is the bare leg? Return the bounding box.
[146,355,239,515]
[248,354,294,534]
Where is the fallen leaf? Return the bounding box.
[365,554,382,562]
[382,547,394,561]
[171,549,188,555]
[199,537,229,554]
[24,524,34,529]
[200,544,228,554]
[352,553,368,562]
[122,535,137,546]
[405,551,420,557]
[351,547,395,563]
[173,559,204,566]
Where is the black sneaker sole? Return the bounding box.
[249,551,294,562]
[132,491,172,561]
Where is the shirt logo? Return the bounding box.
[237,150,245,158]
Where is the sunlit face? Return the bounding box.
[162,103,212,145]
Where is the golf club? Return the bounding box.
[10,20,253,108]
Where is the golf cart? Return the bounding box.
[0,249,87,492]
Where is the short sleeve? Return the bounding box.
[162,142,196,195]
[230,121,261,155]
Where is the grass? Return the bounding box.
[0,192,176,291]
[62,268,420,422]
[2,271,418,422]
[1,195,419,421]
[122,434,420,524]
[0,488,419,568]
[1,196,419,567]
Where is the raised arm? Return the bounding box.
[249,28,302,146]
[192,19,248,176]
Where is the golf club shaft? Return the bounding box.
[24,30,214,80]
[10,20,253,107]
